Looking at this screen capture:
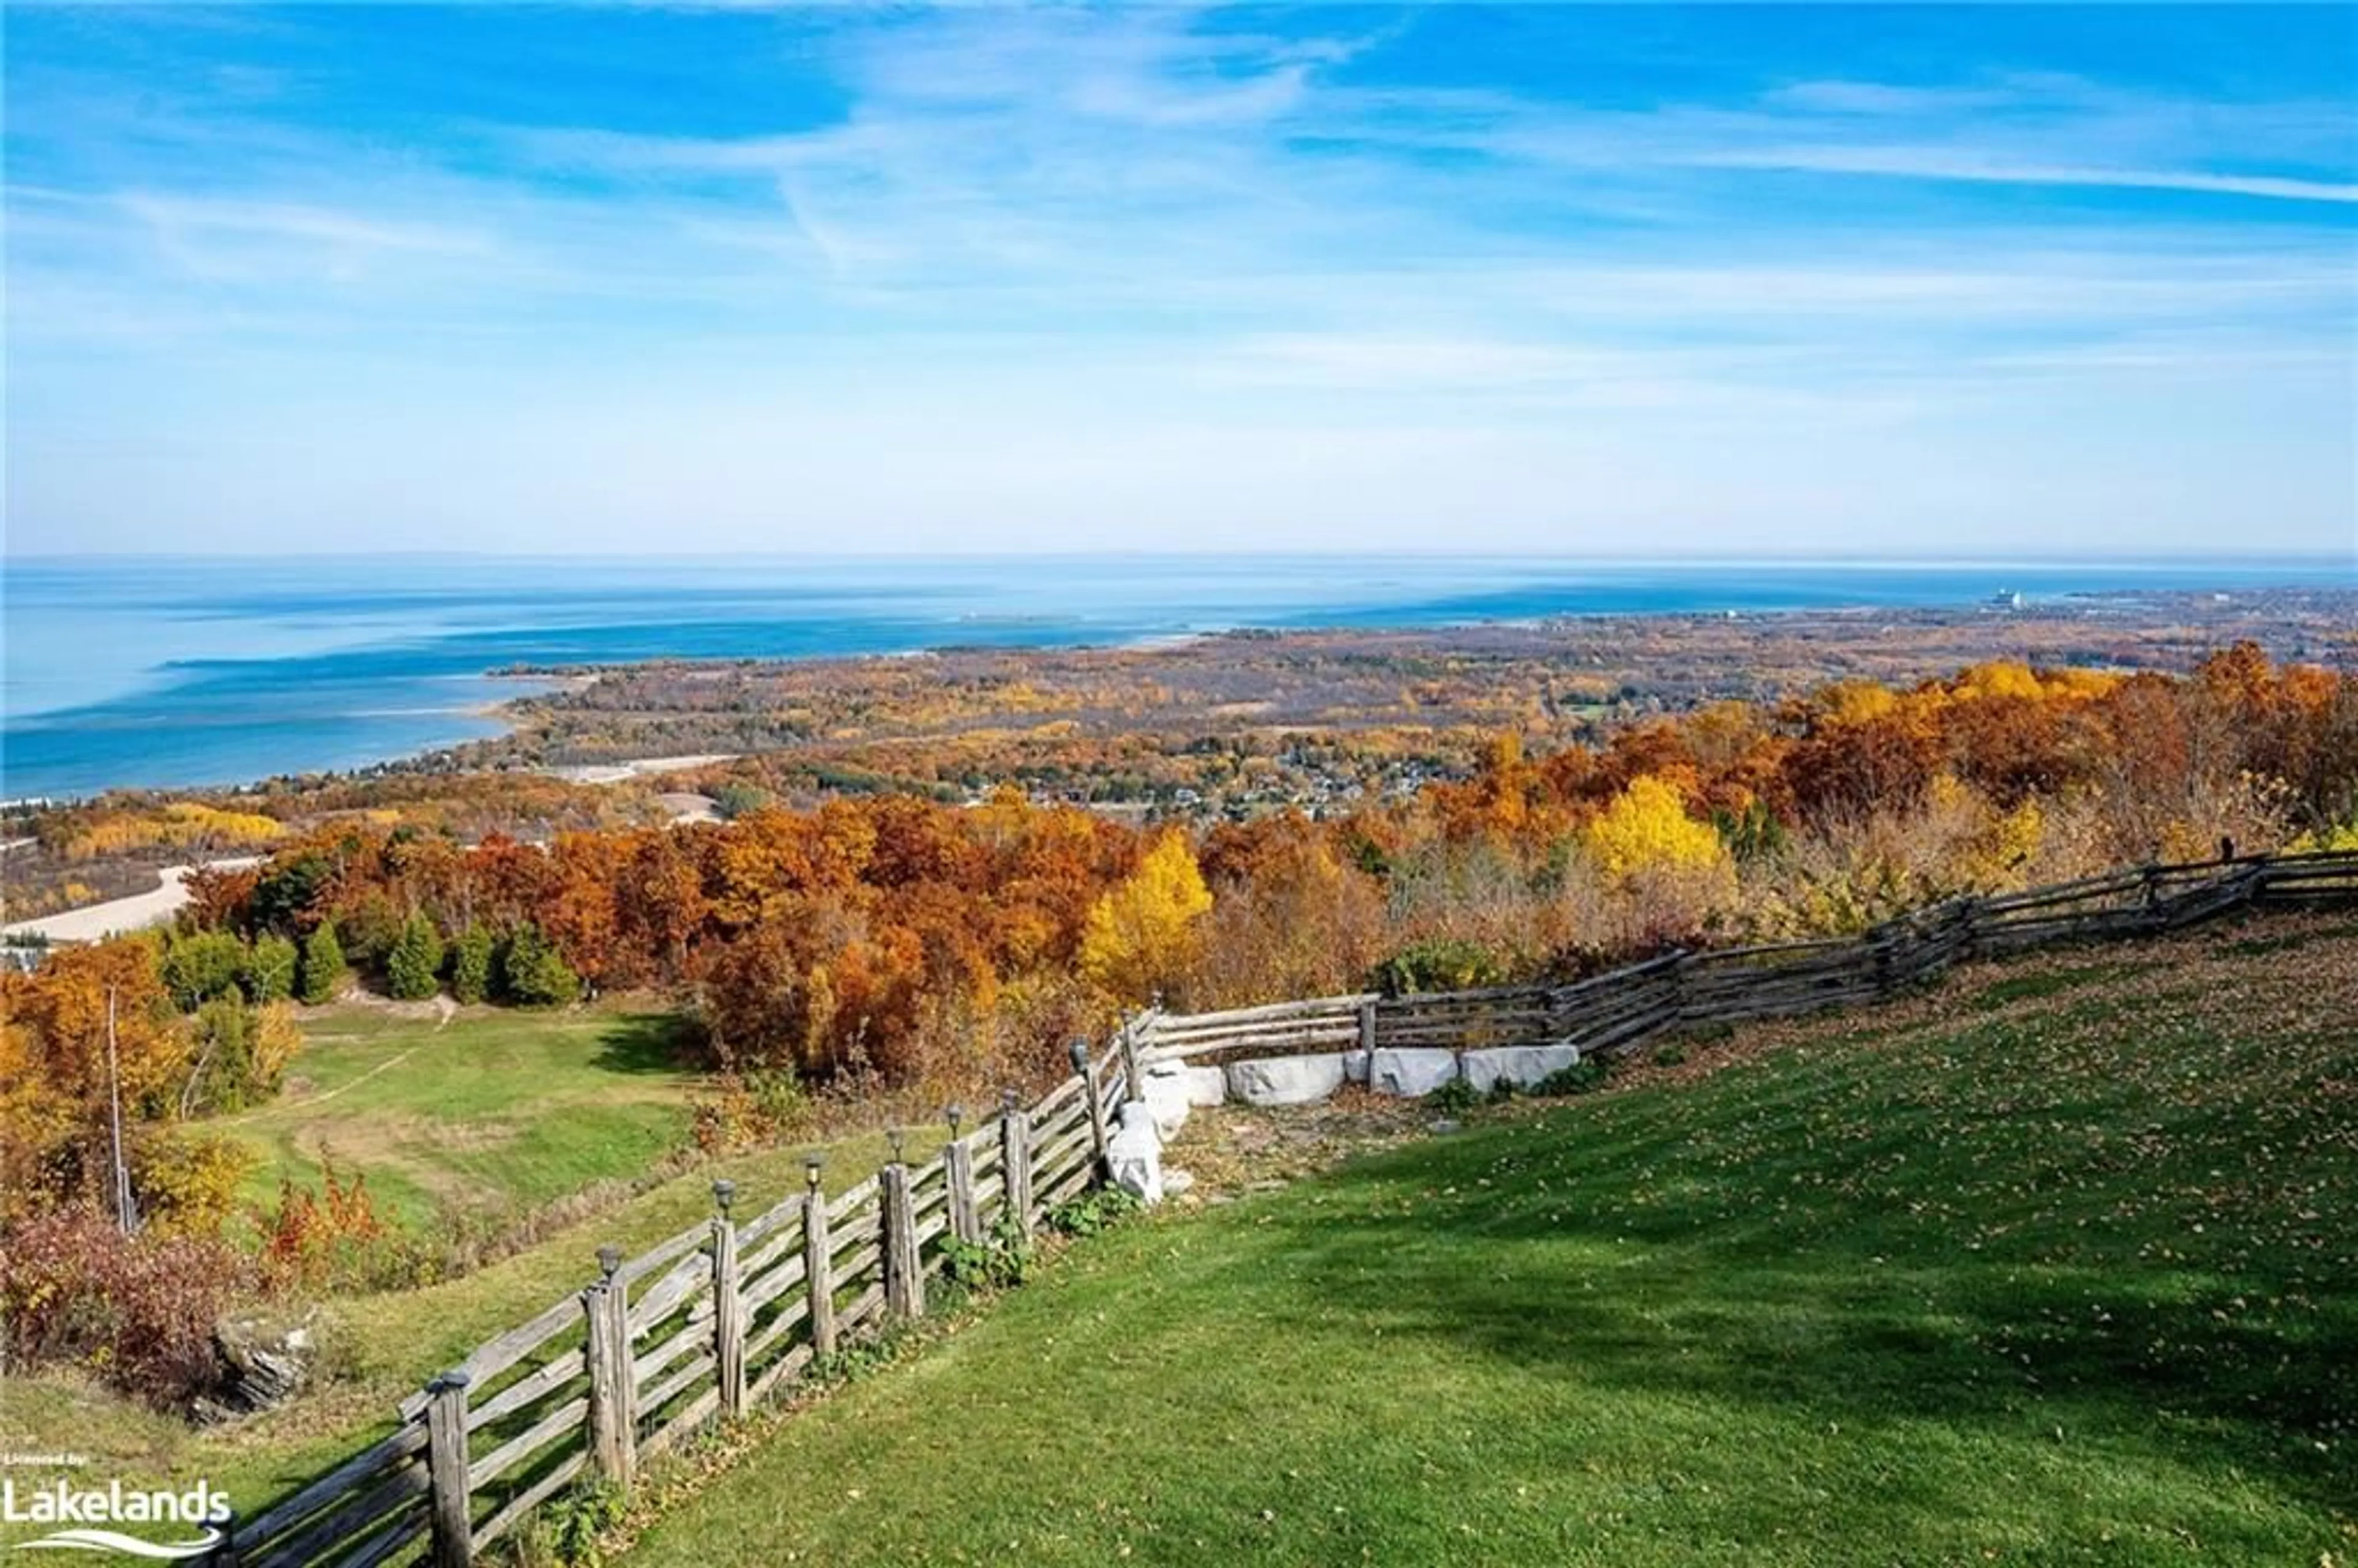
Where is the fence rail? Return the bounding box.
[1139,850,2358,1074]
[217,848,2356,1565]
[226,1046,1130,1567]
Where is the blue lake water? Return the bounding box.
[2,554,2349,801]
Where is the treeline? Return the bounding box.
[3,645,2353,1406]
[181,643,2357,1038]
[2,773,667,928]
[8,648,2353,1241]
[179,790,1153,1082]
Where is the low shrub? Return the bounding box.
[1372,938,1506,998]
[689,1067,807,1154]
[517,1478,628,1568]
[1426,1076,1481,1114]
[254,1154,429,1293]
[1532,1057,1614,1096]
[941,1207,1034,1290]
[0,1206,250,1408]
[1045,1184,1141,1239]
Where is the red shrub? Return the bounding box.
[0,1206,249,1407]
[254,1155,395,1293]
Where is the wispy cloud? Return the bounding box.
[1686,146,2357,204]
[4,3,2351,554]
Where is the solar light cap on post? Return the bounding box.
[1001,1087,1021,1114]
[803,1151,825,1189]
[945,1101,965,1135]
[712,1178,736,1215]
[1068,1038,1089,1074]
[597,1244,622,1280]
[887,1125,905,1162]
[430,1367,472,1394]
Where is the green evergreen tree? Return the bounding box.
[161,930,249,1012]
[243,933,300,1003]
[386,911,445,1001]
[500,923,580,1007]
[449,922,494,1005]
[298,921,346,1005]
[187,996,255,1114]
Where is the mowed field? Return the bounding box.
[624,914,2358,1567]
[4,999,949,1535]
[221,1002,702,1227]
[4,1126,951,1538]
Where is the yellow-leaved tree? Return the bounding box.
[1080,831,1213,1004]
[1583,775,1732,884]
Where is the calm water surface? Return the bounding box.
[3,554,2348,799]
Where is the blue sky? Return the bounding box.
[5,4,2354,557]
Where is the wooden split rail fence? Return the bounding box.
[211,849,2354,1565]
[1135,849,2358,1070]
[219,1044,1132,1567]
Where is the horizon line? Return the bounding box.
[7,548,2353,568]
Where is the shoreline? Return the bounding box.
[10,580,2354,805]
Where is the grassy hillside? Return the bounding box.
[623,912,2358,1567]
[1,1124,946,1543]
[4,992,984,1541]
[222,1001,701,1227]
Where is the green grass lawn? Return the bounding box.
[220,1002,703,1228]
[623,916,2358,1567]
[0,1122,948,1540]
[4,995,972,1537]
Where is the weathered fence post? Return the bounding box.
[1000,1089,1034,1241]
[710,1179,745,1421]
[1870,926,1897,995]
[1357,996,1377,1055]
[424,1369,473,1568]
[1119,1016,1146,1102]
[1072,1040,1111,1176]
[802,1154,836,1359]
[585,1245,637,1489]
[943,1104,979,1246]
[1958,896,1982,962]
[881,1128,924,1320]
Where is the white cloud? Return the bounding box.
[1684,145,2358,204]
[4,4,2351,555]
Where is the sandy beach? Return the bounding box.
[544,753,737,786]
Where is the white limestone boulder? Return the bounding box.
[1164,1062,1229,1106]
[1188,1066,1228,1105]
[1139,1064,1195,1138]
[1461,1044,1581,1096]
[1106,1099,1164,1205]
[1368,1047,1461,1098]
[1226,1053,1348,1107]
